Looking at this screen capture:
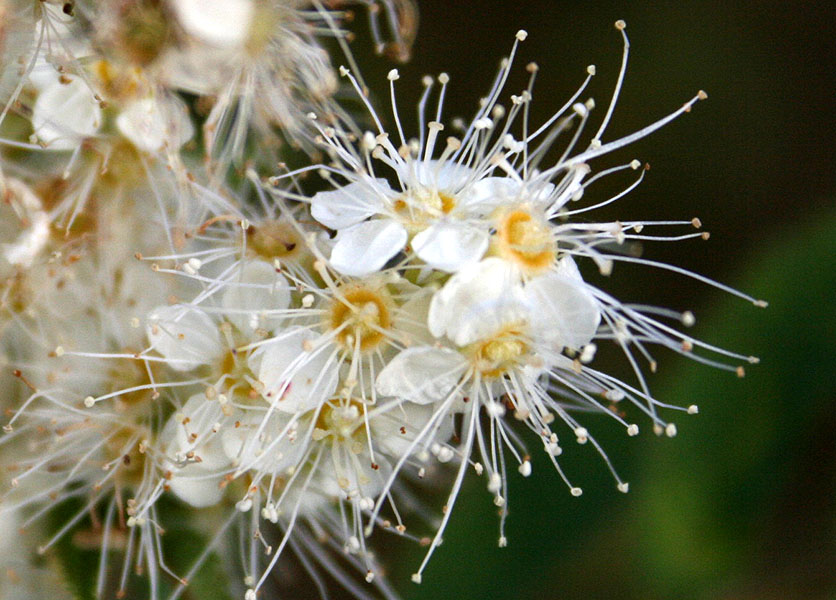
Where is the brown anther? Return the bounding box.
[12,370,37,392]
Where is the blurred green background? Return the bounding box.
[348,1,835,599]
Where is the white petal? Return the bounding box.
[251,327,339,413]
[27,7,90,91]
[167,469,226,507]
[311,179,390,230]
[169,395,229,468]
[0,502,19,552]
[412,221,489,272]
[116,97,194,152]
[170,0,254,48]
[410,160,474,191]
[371,401,453,458]
[154,45,231,95]
[462,177,556,213]
[376,347,467,404]
[162,395,230,507]
[459,177,522,212]
[221,413,304,474]
[525,257,601,349]
[1,179,49,269]
[428,258,526,346]
[554,254,584,280]
[391,288,435,347]
[222,260,290,335]
[32,75,102,150]
[329,219,407,277]
[147,306,223,370]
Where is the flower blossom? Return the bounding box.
[0,9,765,600]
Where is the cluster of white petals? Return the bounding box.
[0,4,762,600]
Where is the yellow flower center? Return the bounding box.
[328,286,392,353]
[393,190,457,232]
[313,400,366,444]
[213,323,260,402]
[467,326,529,378]
[93,60,146,103]
[493,208,555,275]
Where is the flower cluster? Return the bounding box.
[0,4,762,600]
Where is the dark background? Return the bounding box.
[347,1,836,599]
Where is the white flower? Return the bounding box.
[31,73,102,149]
[300,23,708,286]
[0,13,768,600]
[310,159,507,275]
[169,0,255,48]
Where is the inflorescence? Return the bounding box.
[0,4,763,599]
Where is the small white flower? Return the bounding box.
[310,159,509,275]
